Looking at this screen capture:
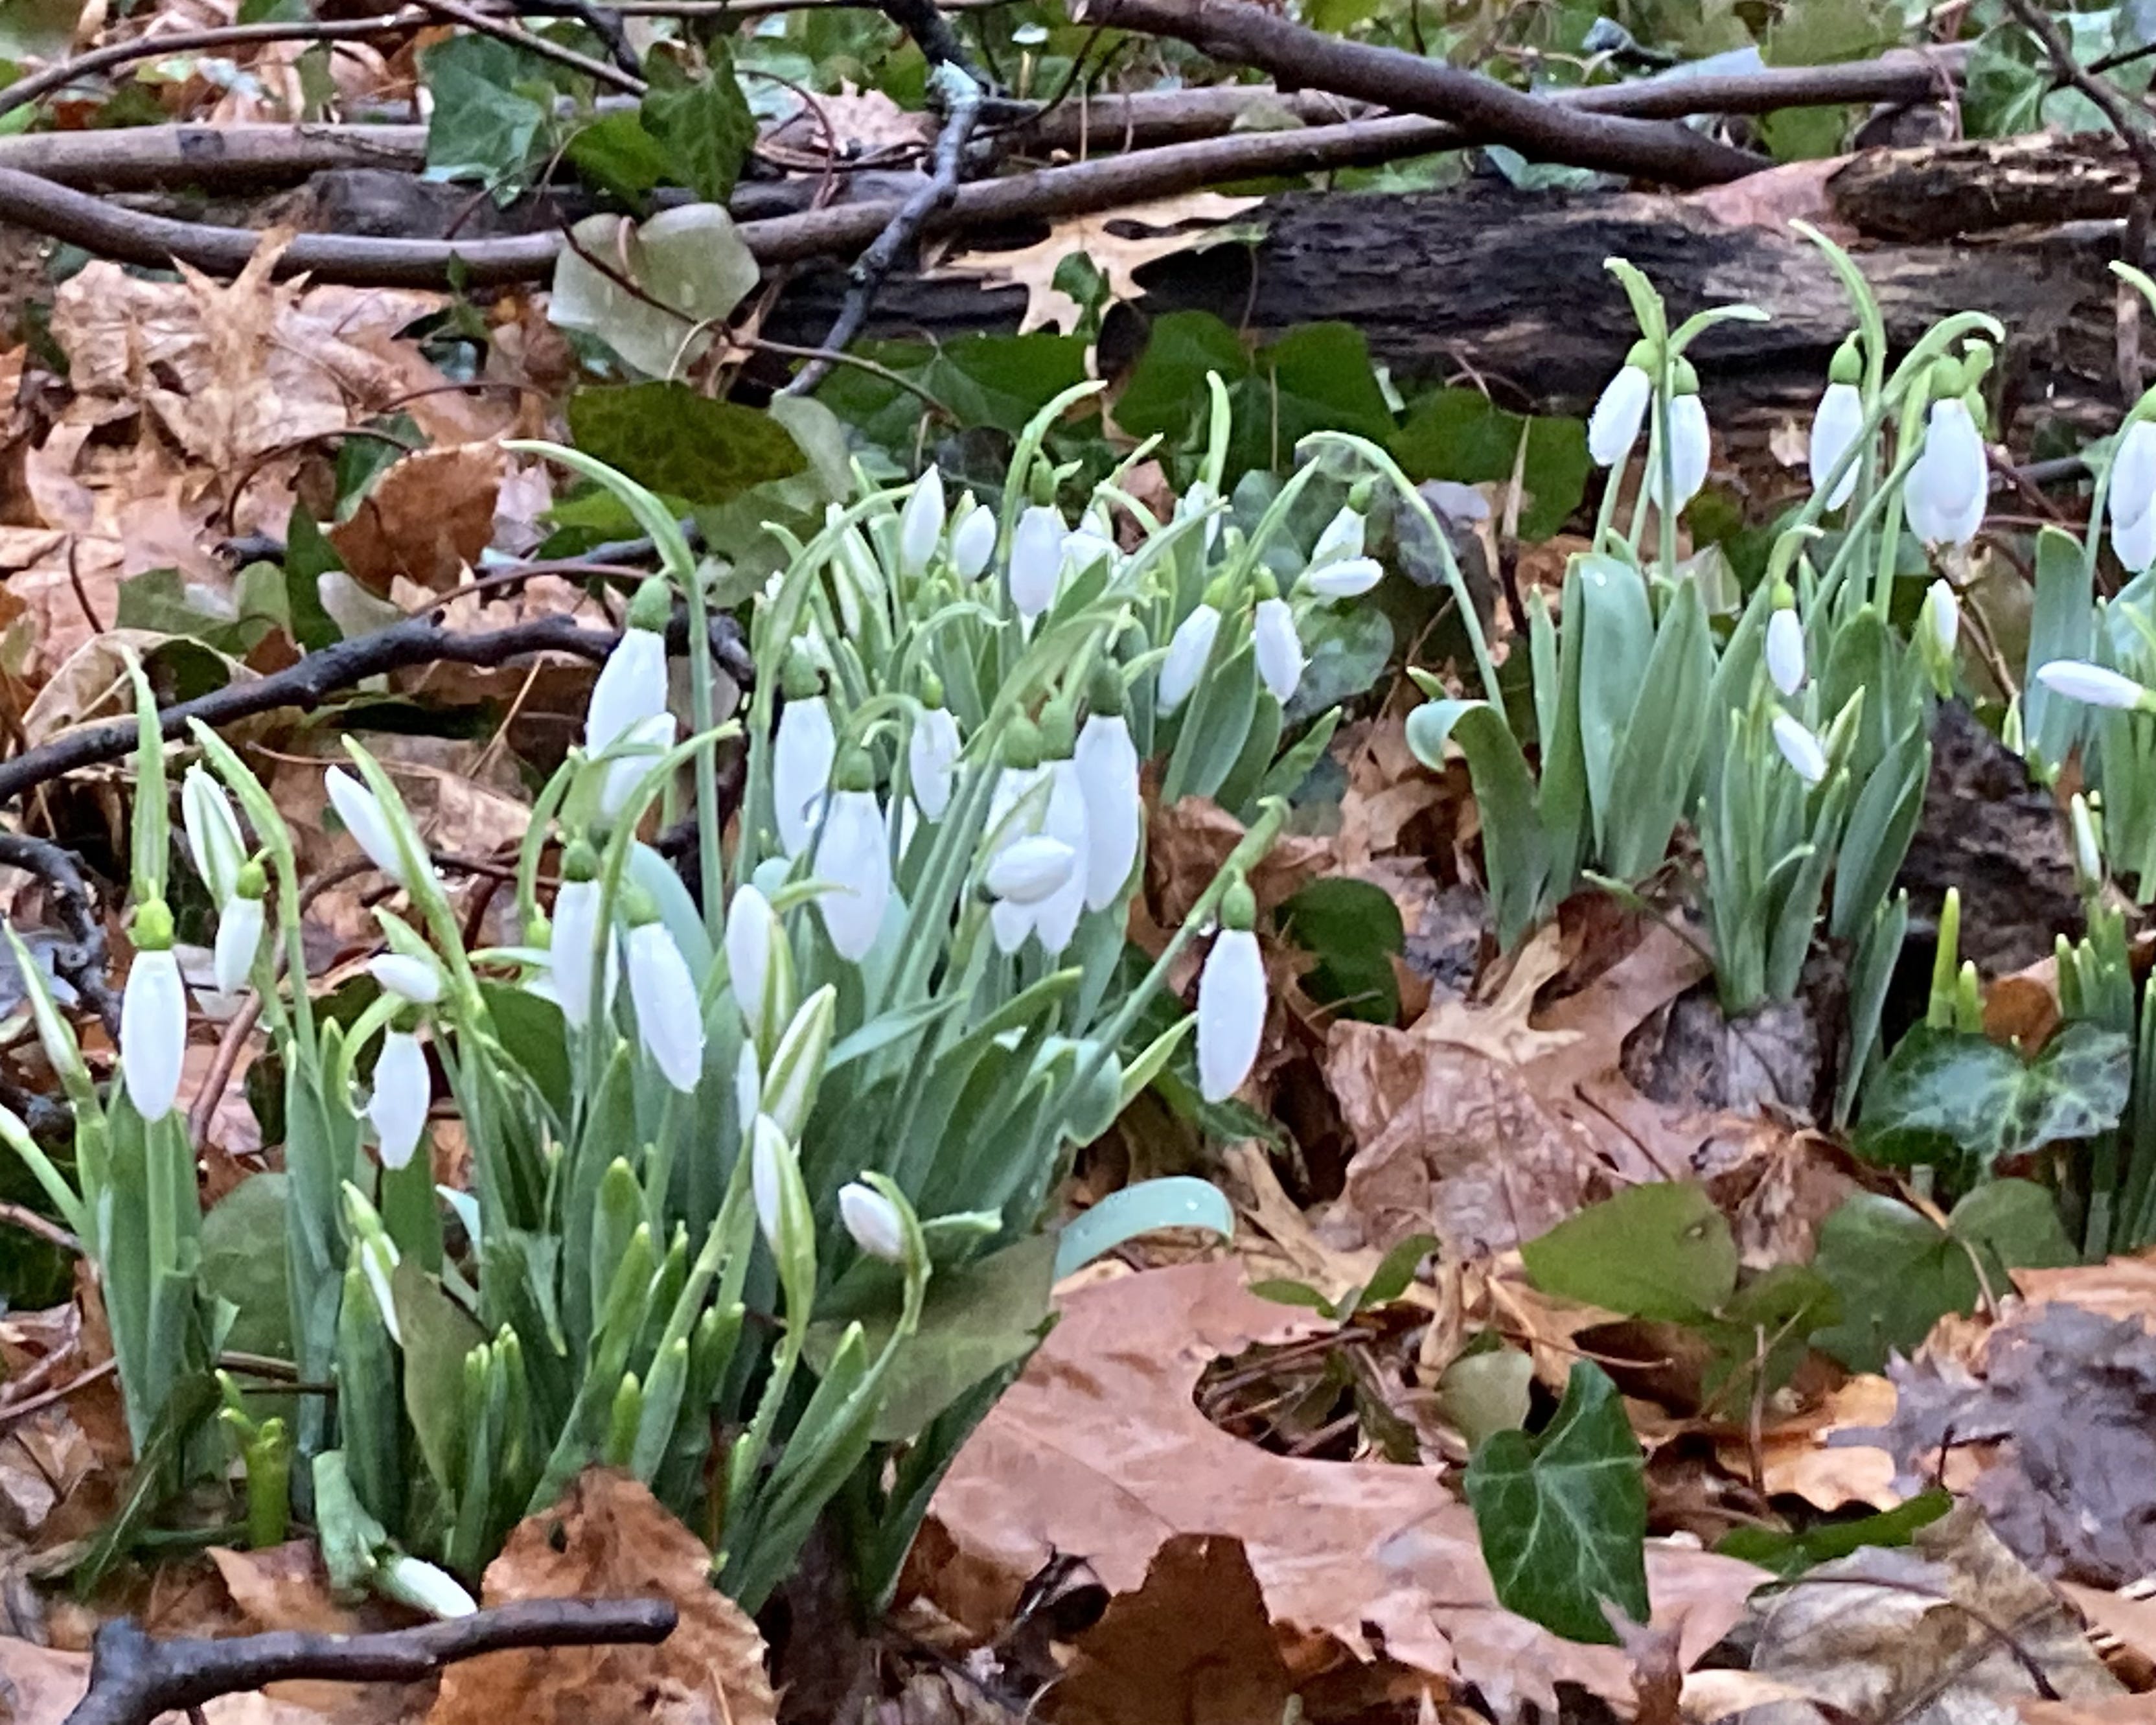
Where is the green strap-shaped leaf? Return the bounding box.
[1406,697,1550,948]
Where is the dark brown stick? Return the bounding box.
[0,832,121,1037]
[65,1599,678,1725]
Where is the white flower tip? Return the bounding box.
[838,1181,908,1263]
[2036,660,2150,711]
[1771,712,1829,785]
[985,835,1077,905]
[368,954,444,1006]
[1765,609,1807,698]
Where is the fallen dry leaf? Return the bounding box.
[428,1468,775,1725]
[926,1260,1765,1716]
[327,445,504,594]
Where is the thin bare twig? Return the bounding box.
[0,832,122,1038]
[423,0,645,93]
[0,1198,78,1254]
[508,0,641,78]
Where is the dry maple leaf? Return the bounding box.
[934,192,1264,333]
[926,1259,1764,1717]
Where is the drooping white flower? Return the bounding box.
[2118,495,2156,575]
[1196,927,1265,1104]
[549,877,614,1031]
[1765,608,1807,698]
[1807,380,1865,510]
[813,787,892,962]
[379,1556,477,1620]
[1647,391,1712,513]
[910,706,961,821]
[899,466,946,576]
[1923,578,1960,658]
[369,953,444,1006]
[1066,505,1118,576]
[725,883,777,1036]
[1010,505,1067,622]
[751,1112,786,1253]
[735,1042,761,1126]
[181,766,246,905]
[585,623,668,756]
[2036,659,2151,711]
[1073,712,1140,912]
[213,895,263,995]
[950,503,996,580]
[368,1028,430,1170]
[1177,480,1223,553]
[1032,759,1090,955]
[2071,793,2103,886]
[1253,597,1304,704]
[1302,557,1383,600]
[1903,399,1988,548]
[1311,504,1365,568]
[1587,362,1653,467]
[120,945,187,1122]
[1158,604,1221,716]
[626,919,704,1091]
[326,766,409,888]
[985,835,1077,904]
[1771,712,1829,785]
[599,712,676,824]
[2112,422,2156,540]
[774,695,836,858]
[839,1181,908,1263]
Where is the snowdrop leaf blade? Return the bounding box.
[1405,698,1550,949]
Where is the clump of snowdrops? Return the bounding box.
[2,381,1395,1615]
[1408,237,1997,1110]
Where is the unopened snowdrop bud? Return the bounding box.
[950,500,996,580]
[838,1179,908,1264]
[1903,396,1988,548]
[985,835,1077,905]
[1808,374,1865,511]
[369,952,444,1006]
[899,465,946,577]
[120,899,186,1122]
[181,765,246,905]
[325,765,409,888]
[1587,340,1655,467]
[814,754,891,962]
[1197,878,1265,1104]
[1252,583,1304,704]
[2071,793,2104,889]
[586,581,671,755]
[368,1028,431,1170]
[1010,504,1067,621]
[735,1041,761,1127]
[379,1555,477,1620]
[598,713,676,824]
[1311,503,1366,568]
[751,1114,786,1253]
[762,984,836,1142]
[1771,712,1829,785]
[725,882,788,1050]
[2036,660,2153,711]
[1765,605,1806,698]
[1921,578,1960,666]
[1074,670,1141,912]
[774,649,836,859]
[750,1112,816,1282]
[343,1183,402,1340]
[910,682,961,822]
[1158,603,1222,716]
[549,842,610,1031]
[1302,557,1384,600]
[626,911,704,1092]
[213,861,267,995]
[1649,364,1711,512]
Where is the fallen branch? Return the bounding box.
[65,1598,678,1725]
[0,833,121,1037]
[0,614,615,813]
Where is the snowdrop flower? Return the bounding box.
[2071,793,2103,888]
[1771,712,1829,785]
[369,953,444,1006]
[181,766,245,905]
[120,901,186,1122]
[735,1042,761,1128]
[1196,880,1264,1104]
[725,882,779,1039]
[599,712,675,824]
[586,581,671,755]
[1032,753,1090,955]
[1587,342,1655,467]
[983,730,1049,954]
[326,765,410,888]
[950,501,996,580]
[813,760,892,962]
[749,1113,799,1258]
[838,1180,907,1264]
[1157,603,1221,716]
[1253,590,1304,704]
[1177,480,1223,552]
[910,691,961,822]
[985,835,1077,904]
[549,845,615,1030]
[1311,504,1365,568]
[1066,504,1118,576]
[1010,504,1066,622]
[380,1557,477,1621]
[1903,397,1988,548]
[2111,422,2156,573]
[213,888,264,996]
[1808,352,1865,511]
[2036,660,2151,711]
[2118,500,2156,575]
[626,916,704,1091]
[1074,687,1140,912]
[1922,579,1960,658]
[1647,382,1712,513]
[368,1028,430,1170]
[1302,557,1383,600]
[774,662,837,859]
[899,466,946,576]
[1765,606,1806,698]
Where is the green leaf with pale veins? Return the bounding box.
[1520,1181,1737,1322]
[641,45,756,205]
[1463,1361,1649,1644]
[1857,1021,2131,1172]
[566,382,807,508]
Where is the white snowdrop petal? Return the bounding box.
[325,767,409,888]
[628,921,704,1091]
[182,767,245,905]
[751,1113,787,1252]
[1905,399,1989,548]
[989,894,1036,955]
[549,879,603,1030]
[1158,604,1221,716]
[899,467,946,576]
[586,626,668,756]
[985,835,1076,905]
[774,697,837,859]
[1196,928,1265,1104]
[1303,557,1384,599]
[838,1181,906,1263]
[120,948,187,1121]
[1031,760,1090,956]
[910,706,962,821]
[1924,579,1960,658]
[368,1029,431,1170]
[1074,713,1141,912]
[725,883,775,1034]
[1253,597,1304,704]
[950,505,996,580]
[381,1557,477,1621]
[213,897,264,995]
[813,789,893,962]
[2113,421,2156,533]
[1010,505,1067,621]
[1808,381,1865,511]
[2118,496,2156,574]
[599,712,676,823]
[1311,504,1366,567]
[1649,393,1712,512]
[1587,364,1653,467]
[1771,712,1829,785]
[2036,660,2151,711]
[368,954,444,1006]
[735,1042,761,1128]
[1765,608,1807,698]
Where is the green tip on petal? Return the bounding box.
[626,577,673,635]
[132,898,175,951]
[235,858,268,901]
[1829,336,1864,386]
[832,748,876,794]
[1221,876,1256,932]
[1671,356,1700,395]
[919,668,946,710]
[563,839,602,883]
[1038,701,1077,758]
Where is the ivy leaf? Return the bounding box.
[565,108,673,203]
[549,205,760,379]
[1809,1184,2076,1372]
[1276,878,1402,1026]
[818,333,1089,446]
[1857,1022,2131,1172]
[566,382,807,507]
[1520,1182,1737,1323]
[1391,387,1591,542]
[1463,1361,1649,1644]
[200,1174,293,1358]
[642,45,756,205]
[419,34,558,189]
